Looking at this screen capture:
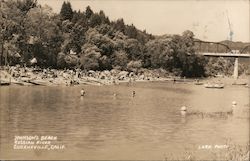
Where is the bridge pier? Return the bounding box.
[233,57,238,79]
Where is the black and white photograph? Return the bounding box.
[0,0,249,160]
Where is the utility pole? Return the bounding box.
[226,11,233,42]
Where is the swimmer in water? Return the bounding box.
[230,101,237,114]
[80,88,85,96]
[173,78,176,84]
[113,93,117,99]
[132,91,136,97]
[180,106,187,112]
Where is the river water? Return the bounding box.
[0,81,249,160]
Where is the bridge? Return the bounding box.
[194,40,250,79]
[202,53,250,58]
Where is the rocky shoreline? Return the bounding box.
[0,66,175,86]
[0,66,248,87]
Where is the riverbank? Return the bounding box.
[198,76,249,88]
[0,66,173,86]
[0,66,249,87]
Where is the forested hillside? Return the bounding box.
[0,0,248,77]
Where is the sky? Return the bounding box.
[38,0,250,42]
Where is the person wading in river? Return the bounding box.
[81,88,85,96]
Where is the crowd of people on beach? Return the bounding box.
[0,65,169,86]
[1,65,248,87]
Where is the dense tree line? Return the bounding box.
[0,0,240,77]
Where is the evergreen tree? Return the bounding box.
[113,18,125,33]
[85,6,93,19]
[60,1,73,21]
[99,10,110,24]
[125,24,138,39]
[89,13,102,27]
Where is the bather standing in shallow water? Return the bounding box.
[132,91,136,97]
[80,88,85,96]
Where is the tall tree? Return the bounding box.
[125,24,137,39]
[85,6,93,19]
[99,10,110,24]
[113,18,125,33]
[60,1,73,21]
[89,13,102,27]
[24,6,62,67]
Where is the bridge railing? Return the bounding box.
[194,40,231,53]
[240,45,250,54]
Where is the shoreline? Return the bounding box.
[0,66,249,87]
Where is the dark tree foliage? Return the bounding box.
[60,1,73,21]
[125,24,137,39]
[99,10,110,24]
[113,18,125,33]
[85,6,93,19]
[71,10,81,24]
[89,13,102,27]
[1,0,235,77]
[17,0,37,13]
